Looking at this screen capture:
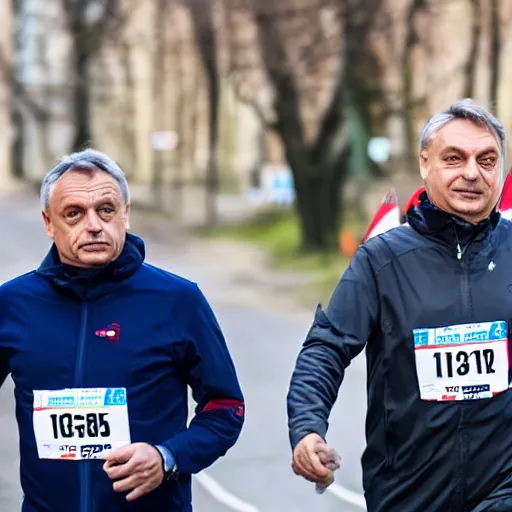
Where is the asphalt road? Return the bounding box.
[0,189,368,512]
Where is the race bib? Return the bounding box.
[413,321,510,401]
[33,388,131,460]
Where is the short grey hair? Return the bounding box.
[420,98,507,176]
[40,149,130,211]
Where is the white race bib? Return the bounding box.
[33,388,131,460]
[413,321,510,401]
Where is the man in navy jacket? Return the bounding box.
[0,149,244,512]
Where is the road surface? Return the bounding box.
[0,188,368,512]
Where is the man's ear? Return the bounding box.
[124,203,131,230]
[419,150,429,181]
[42,210,54,238]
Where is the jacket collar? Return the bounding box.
[406,191,501,250]
[36,233,145,301]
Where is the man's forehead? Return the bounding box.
[433,119,498,151]
[50,169,124,209]
[55,170,121,196]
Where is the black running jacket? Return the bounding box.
[288,193,512,511]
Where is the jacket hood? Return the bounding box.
[36,232,145,300]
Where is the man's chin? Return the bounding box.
[78,251,113,267]
[450,200,489,222]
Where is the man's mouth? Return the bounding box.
[453,189,483,198]
[80,242,109,251]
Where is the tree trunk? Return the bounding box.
[464,0,482,98]
[62,0,121,153]
[120,41,136,180]
[402,0,427,171]
[189,0,220,227]
[71,47,92,151]
[173,37,186,218]
[293,169,327,252]
[204,64,220,227]
[323,147,350,244]
[489,0,500,111]
[289,152,347,252]
[293,177,345,252]
[152,0,168,210]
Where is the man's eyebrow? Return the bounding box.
[60,195,118,210]
[61,202,81,210]
[96,191,121,204]
[440,146,498,155]
[440,146,466,155]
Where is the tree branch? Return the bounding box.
[464,0,481,98]
[312,0,382,165]
[310,65,344,163]
[0,48,49,123]
[490,0,500,110]
[232,80,278,130]
[252,5,307,150]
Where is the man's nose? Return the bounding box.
[463,158,479,180]
[86,210,102,233]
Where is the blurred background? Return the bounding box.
[1,0,511,300]
[0,1,510,511]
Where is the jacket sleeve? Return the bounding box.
[0,354,9,388]
[287,245,379,450]
[0,288,10,387]
[0,351,9,388]
[162,284,244,474]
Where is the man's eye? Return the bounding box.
[100,207,114,214]
[480,157,496,167]
[446,155,460,162]
[67,211,79,218]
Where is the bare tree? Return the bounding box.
[464,0,482,98]
[60,0,124,151]
[152,0,169,209]
[401,0,428,168]
[7,1,56,179]
[118,38,137,179]
[186,0,221,227]
[489,0,500,111]
[224,0,383,251]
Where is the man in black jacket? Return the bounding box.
[287,98,512,511]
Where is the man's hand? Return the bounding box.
[291,433,340,489]
[102,443,164,502]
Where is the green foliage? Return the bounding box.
[211,209,300,261]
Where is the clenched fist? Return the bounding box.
[291,433,340,489]
[102,443,164,502]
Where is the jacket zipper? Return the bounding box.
[453,226,472,315]
[75,302,90,512]
[453,226,472,503]
[459,255,471,316]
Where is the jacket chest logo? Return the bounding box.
[95,323,121,342]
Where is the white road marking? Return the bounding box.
[187,362,365,512]
[195,471,367,512]
[194,472,260,512]
[326,482,367,509]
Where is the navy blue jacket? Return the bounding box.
[288,193,512,511]
[0,233,244,512]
